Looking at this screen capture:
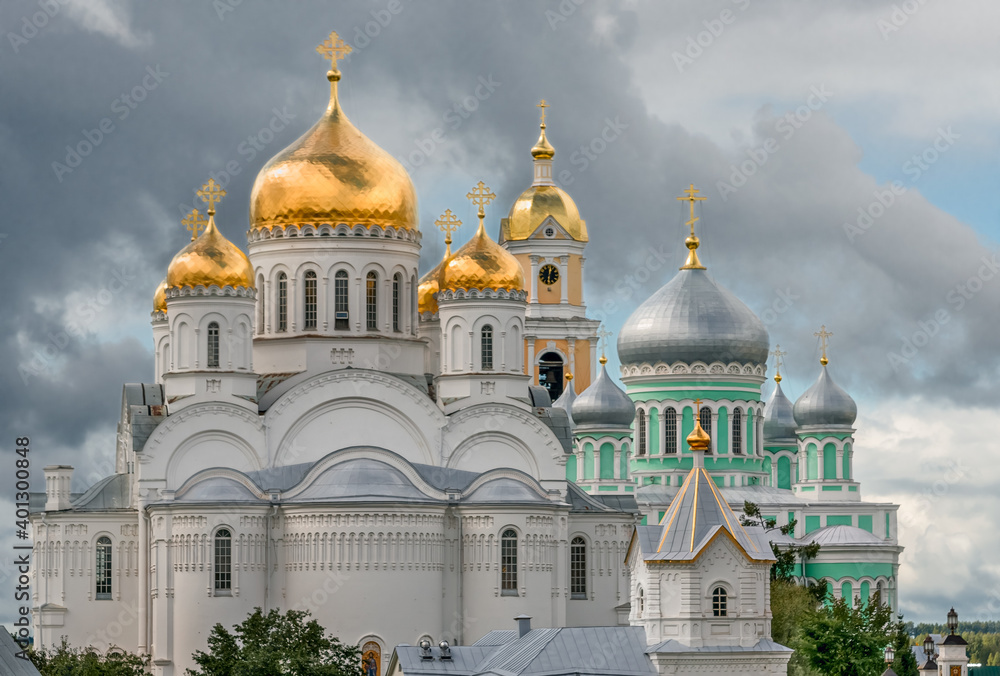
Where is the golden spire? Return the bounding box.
[316,30,352,108]
[181,209,208,241]
[814,325,833,366]
[531,99,555,160]
[687,398,711,451]
[676,183,707,270]
[466,180,497,225]
[597,325,613,365]
[565,372,574,382]
[770,345,787,383]
[434,209,462,258]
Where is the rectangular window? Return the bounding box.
[334,272,349,330]
[304,273,317,330]
[664,409,677,454]
[637,411,646,456]
[501,530,518,595]
[95,538,112,600]
[481,326,493,371]
[366,274,378,330]
[392,276,400,332]
[277,276,288,331]
[214,532,232,595]
[570,537,586,599]
[207,323,220,368]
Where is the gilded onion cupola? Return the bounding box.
[249,32,418,233]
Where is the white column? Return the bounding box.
[383,277,391,332]
[500,330,507,371]
[568,337,576,376]
[558,256,569,304]
[527,338,536,384]
[289,278,298,332]
[529,255,540,304]
[355,276,363,331]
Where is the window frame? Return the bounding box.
[570,536,587,599]
[392,273,401,333]
[732,406,743,455]
[637,409,647,456]
[95,536,112,600]
[481,324,494,371]
[303,270,318,330]
[334,270,349,330]
[277,272,288,332]
[206,321,220,368]
[500,528,518,596]
[214,528,233,596]
[712,586,728,617]
[366,271,378,331]
[664,407,677,454]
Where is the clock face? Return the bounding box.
[539,264,559,286]
[951,667,961,676]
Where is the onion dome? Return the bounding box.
[153,278,167,314]
[763,381,796,441]
[249,33,417,232]
[440,219,524,293]
[793,364,857,427]
[167,190,254,291]
[572,359,635,429]
[502,104,587,243]
[618,268,769,367]
[417,265,442,315]
[552,374,577,425]
[687,408,711,452]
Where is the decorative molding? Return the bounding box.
[248,222,421,243]
[437,288,529,303]
[620,360,766,378]
[166,285,257,299]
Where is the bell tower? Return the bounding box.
[500,101,599,399]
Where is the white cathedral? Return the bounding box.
[30,31,900,676]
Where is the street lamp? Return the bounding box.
[923,635,935,658]
[885,644,895,664]
[948,607,959,635]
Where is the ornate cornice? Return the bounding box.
[620,360,766,379]
[165,285,257,300]
[248,222,421,243]
[437,288,528,302]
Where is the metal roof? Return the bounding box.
[571,362,635,429]
[793,364,857,427]
[763,381,797,442]
[798,525,889,546]
[0,632,42,676]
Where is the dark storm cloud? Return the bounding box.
[0,0,995,622]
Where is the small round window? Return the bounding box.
[544,227,555,237]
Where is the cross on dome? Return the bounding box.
[537,99,549,126]
[770,344,787,383]
[197,178,226,216]
[466,181,496,219]
[181,209,208,241]
[597,325,613,364]
[814,325,833,365]
[434,209,462,250]
[316,31,352,75]
[676,183,707,271]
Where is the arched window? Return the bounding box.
[700,406,713,453]
[95,536,112,600]
[570,536,586,598]
[500,529,518,595]
[664,407,677,454]
[366,271,378,330]
[214,528,232,595]
[637,586,645,617]
[304,270,317,330]
[277,272,288,332]
[206,322,220,368]
[481,325,494,370]
[392,273,401,332]
[732,407,743,455]
[334,270,349,330]
[637,410,647,456]
[712,586,728,617]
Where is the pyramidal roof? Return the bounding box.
[645,467,774,562]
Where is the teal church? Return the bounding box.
[561,194,902,611]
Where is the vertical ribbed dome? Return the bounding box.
[571,362,636,429]
[763,381,797,441]
[552,378,577,427]
[793,365,857,427]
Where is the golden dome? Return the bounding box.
[531,124,555,160]
[153,278,167,314]
[418,263,443,315]
[440,220,525,293]
[503,184,588,242]
[249,54,417,232]
[687,407,711,452]
[166,215,255,290]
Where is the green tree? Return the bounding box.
[890,616,919,676]
[799,594,907,676]
[741,501,821,582]
[770,579,823,676]
[187,607,363,676]
[27,639,149,676]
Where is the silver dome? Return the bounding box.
[571,362,636,429]
[617,268,769,367]
[793,365,857,427]
[763,381,796,441]
[552,379,577,427]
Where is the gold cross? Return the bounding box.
[466,181,496,218]
[181,209,208,241]
[316,31,352,73]
[676,183,707,237]
[596,325,613,361]
[770,345,787,382]
[197,178,226,216]
[537,99,549,126]
[693,397,702,410]
[814,325,833,366]
[434,209,462,244]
